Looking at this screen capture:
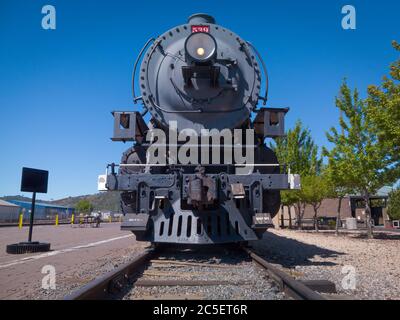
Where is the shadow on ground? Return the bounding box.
[251,231,345,268]
[153,245,252,264]
[352,232,400,240]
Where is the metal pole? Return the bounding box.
[28,192,36,242]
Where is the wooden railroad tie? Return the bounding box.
[133,279,248,287]
[149,259,233,268]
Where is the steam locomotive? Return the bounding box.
[99,14,300,244]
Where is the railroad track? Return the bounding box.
[64,245,335,300]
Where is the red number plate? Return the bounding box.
[191,25,210,33]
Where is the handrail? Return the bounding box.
[132,37,155,103]
[246,41,269,105]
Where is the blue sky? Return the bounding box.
[0,0,399,200]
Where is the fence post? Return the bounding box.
[18,213,23,229]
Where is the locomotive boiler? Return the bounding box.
[99,14,300,244]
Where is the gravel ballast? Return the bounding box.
[253,229,400,300]
[124,249,285,300]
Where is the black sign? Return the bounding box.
[21,167,48,193]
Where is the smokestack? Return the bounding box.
[187,13,216,25]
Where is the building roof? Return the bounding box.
[8,200,74,210]
[0,199,20,207]
[376,186,392,197]
[347,186,391,199]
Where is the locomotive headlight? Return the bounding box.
[197,47,205,56]
[185,32,217,62]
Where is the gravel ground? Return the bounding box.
[27,243,149,299]
[7,223,398,300]
[252,229,400,300]
[124,248,285,300]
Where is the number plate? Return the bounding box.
[191,25,210,33]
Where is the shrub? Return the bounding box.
[388,189,400,220]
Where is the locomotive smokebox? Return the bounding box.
[187,13,216,24]
[138,13,262,133]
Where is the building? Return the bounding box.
[0,200,21,222]
[7,200,75,221]
[96,211,123,220]
[274,194,389,228]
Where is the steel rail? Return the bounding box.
[64,245,328,300]
[64,249,155,300]
[243,247,327,300]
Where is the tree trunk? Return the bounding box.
[296,203,303,230]
[364,191,373,239]
[314,206,319,232]
[280,205,284,228]
[297,203,307,230]
[288,206,292,229]
[302,203,307,230]
[335,196,343,236]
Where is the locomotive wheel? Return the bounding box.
[254,145,280,174]
[119,146,145,214]
[120,145,166,174]
[263,190,281,217]
[120,191,137,214]
[119,145,147,174]
[254,145,281,217]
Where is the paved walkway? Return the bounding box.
[0,223,148,299]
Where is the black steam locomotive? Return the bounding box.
[100,14,300,244]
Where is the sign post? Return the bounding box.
[6,168,51,254]
[28,192,36,241]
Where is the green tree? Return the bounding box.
[271,121,321,229]
[366,41,400,166]
[388,188,400,220]
[301,174,329,231]
[76,199,93,214]
[325,82,397,238]
[280,190,299,229]
[323,160,353,235]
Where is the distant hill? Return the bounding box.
[1,195,52,204]
[1,192,121,212]
[52,192,121,212]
